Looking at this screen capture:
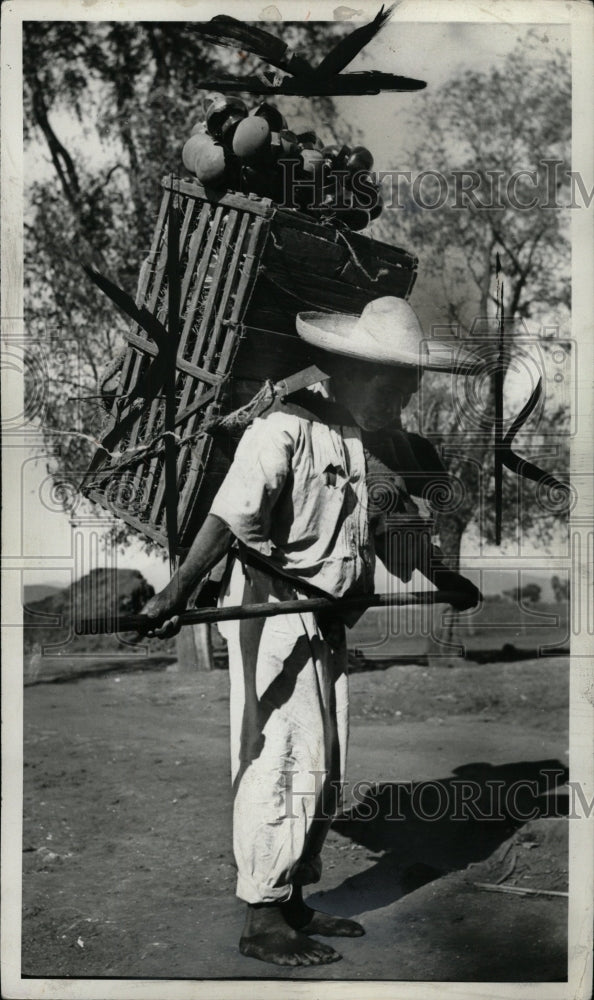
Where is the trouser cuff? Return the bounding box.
[236,878,293,904]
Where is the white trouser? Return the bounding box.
[217,557,349,904]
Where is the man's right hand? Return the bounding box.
[137,586,186,641]
[133,514,233,642]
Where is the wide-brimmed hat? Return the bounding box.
[296,297,481,373]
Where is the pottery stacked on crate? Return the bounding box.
[181,96,383,231]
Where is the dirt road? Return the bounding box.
[21,658,569,981]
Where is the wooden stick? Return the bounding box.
[75,589,464,636]
[473,882,568,899]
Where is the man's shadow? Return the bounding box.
[307,759,569,916]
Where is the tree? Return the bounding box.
[24,20,351,490]
[503,583,542,605]
[23,20,352,668]
[551,575,570,602]
[375,32,570,654]
[378,32,570,566]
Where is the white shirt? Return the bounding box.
[210,403,375,600]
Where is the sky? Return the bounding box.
[18,16,572,594]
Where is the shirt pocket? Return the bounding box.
[323,463,347,490]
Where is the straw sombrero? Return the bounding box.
[296,297,481,374]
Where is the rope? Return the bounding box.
[201,380,277,433]
[74,381,280,482]
[97,348,127,410]
[335,228,386,284]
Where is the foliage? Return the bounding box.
[25,23,571,568]
[551,574,570,602]
[23,20,350,549]
[379,30,571,566]
[502,583,542,605]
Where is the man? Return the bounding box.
[142,296,482,967]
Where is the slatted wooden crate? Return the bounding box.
[82,174,418,555]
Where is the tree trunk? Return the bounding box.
[175,623,214,672]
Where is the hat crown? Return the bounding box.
[358,297,426,359]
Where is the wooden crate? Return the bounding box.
[82,175,418,554]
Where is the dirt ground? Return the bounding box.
[21,656,570,982]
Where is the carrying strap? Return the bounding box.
[269,388,356,427]
[363,429,450,497]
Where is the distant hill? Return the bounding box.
[23,584,62,606]
[24,569,156,656]
[480,570,557,602]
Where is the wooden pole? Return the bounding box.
[76,590,466,636]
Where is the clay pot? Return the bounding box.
[346,145,374,174]
[277,129,301,159]
[333,189,370,230]
[194,137,228,187]
[321,144,341,163]
[299,148,325,175]
[206,96,248,142]
[182,133,213,172]
[297,130,323,151]
[342,206,371,231]
[251,102,286,132]
[232,116,272,164]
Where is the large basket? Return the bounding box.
[82,175,418,554]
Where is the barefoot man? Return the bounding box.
[141,297,482,967]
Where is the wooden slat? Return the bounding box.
[124,331,220,385]
[192,209,240,367]
[178,196,197,260]
[177,204,226,359]
[86,488,167,547]
[215,214,270,375]
[97,193,171,451]
[177,434,213,541]
[175,211,270,527]
[121,194,188,511]
[201,212,250,371]
[135,189,171,308]
[178,435,232,543]
[178,201,213,347]
[140,203,226,525]
[150,376,222,528]
[175,213,271,540]
[162,174,275,218]
[112,190,173,454]
[150,208,237,530]
[125,193,199,460]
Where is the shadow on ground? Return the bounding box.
[309,758,568,917]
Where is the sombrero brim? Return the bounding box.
[296,311,483,374]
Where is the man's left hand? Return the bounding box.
[434,571,482,611]
[448,577,483,612]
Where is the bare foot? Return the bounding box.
[282,886,365,938]
[239,902,342,966]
